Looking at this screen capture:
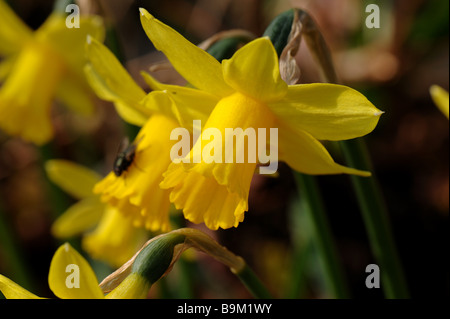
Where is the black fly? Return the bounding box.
[113,137,139,177]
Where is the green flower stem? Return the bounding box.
[293,172,350,298]
[291,7,409,298]
[339,138,409,298]
[264,8,350,299]
[234,264,273,299]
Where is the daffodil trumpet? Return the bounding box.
[170,119,279,174]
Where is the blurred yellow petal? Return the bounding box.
[0,55,16,81]
[82,206,148,268]
[0,0,33,55]
[48,243,104,299]
[430,85,449,119]
[0,275,43,299]
[139,8,232,97]
[269,83,383,141]
[51,196,105,239]
[36,14,104,74]
[45,159,102,199]
[55,73,95,116]
[84,37,150,125]
[94,114,177,232]
[0,42,65,144]
[222,37,287,102]
[278,121,370,176]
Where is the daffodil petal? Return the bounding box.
[84,63,148,125]
[278,121,371,176]
[430,85,449,119]
[51,196,105,239]
[0,0,33,55]
[222,37,288,102]
[36,14,104,73]
[139,8,232,97]
[45,160,102,199]
[0,275,43,299]
[48,243,104,299]
[84,37,150,125]
[141,72,218,130]
[270,83,383,141]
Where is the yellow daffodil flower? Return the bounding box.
[0,0,104,144]
[84,35,214,232]
[46,160,147,268]
[430,85,449,119]
[134,9,383,230]
[0,243,151,299]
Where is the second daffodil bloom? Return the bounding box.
[137,9,383,230]
[84,36,198,232]
[46,160,147,268]
[0,0,104,145]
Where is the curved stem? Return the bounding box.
[234,264,273,299]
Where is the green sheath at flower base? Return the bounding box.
[100,228,271,298]
[131,233,186,284]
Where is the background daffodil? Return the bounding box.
[137,9,383,230]
[0,0,104,145]
[46,160,147,268]
[430,85,449,119]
